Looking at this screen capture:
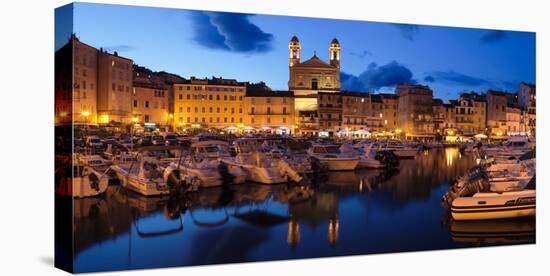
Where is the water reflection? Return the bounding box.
[73,149,534,273]
[449,218,535,246]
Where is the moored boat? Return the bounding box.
[110,146,188,196]
[72,165,109,198]
[450,189,535,221]
[307,144,359,171]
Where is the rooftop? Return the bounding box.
[246,90,294,97]
[294,55,335,69]
[176,76,246,87]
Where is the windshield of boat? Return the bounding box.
[200,146,220,153]
[89,138,101,143]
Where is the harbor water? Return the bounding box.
[73,148,535,272]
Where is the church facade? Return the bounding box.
[288,36,342,135]
[288,36,341,94]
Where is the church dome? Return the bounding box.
[331,38,339,45]
[291,35,300,43]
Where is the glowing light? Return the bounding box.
[131,117,139,123]
[99,114,109,124]
[59,111,67,117]
[445,148,458,167]
[81,111,90,117]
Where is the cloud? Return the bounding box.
[190,11,274,53]
[349,50,371,59]
[426,70,490,87]
[341,61,416,91]
[391,24,420,41]
[341,72,366,91]
[103,45,135,52]
[480,30,508,44]
[424,75,435,82]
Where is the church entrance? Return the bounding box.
[311,78,318,90]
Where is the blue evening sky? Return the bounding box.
[57,2,535,101]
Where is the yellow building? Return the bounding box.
[131,85,170,126]
[73,37,98,124]
[453,92,487,136]
[380,93,399,132]
[318,92,342,135]
[486,90,510,138]
[341,92,372,132]
[245,90,295,135]
[369,94,385,132]
[173,77,246,131]
[55,35,133,126]
[506,105,522,135]
[396,84,435,138]
[97,49,133,124]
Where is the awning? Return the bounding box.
[474,133,488,139]
[353,129,371,135]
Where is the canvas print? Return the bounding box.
[55,2,536,273]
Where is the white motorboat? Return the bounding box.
[223,151,303,184]
[171,157,227,189]
[493,136,532,159]
[190,140,246,184]
[110,146,186,196]
[442,156,536,221]
[382,140,418,158]
[72,165,109,198]
[307,144,359,171]
[340,143,383,169]
[451,189,535,221]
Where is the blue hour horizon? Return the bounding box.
[58,2,536,102]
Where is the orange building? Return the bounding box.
[96,50,133,124]
[245,90,295,135]
[131,85,170,126]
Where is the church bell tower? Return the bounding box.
[289,35,301,67]
[329,38,340,68]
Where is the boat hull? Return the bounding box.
[393,149,417,158]
[357,157,384,169]
[319,157,359,171]
[451,190,536,221]
[72,171,109,198]
[111,166,170,196]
